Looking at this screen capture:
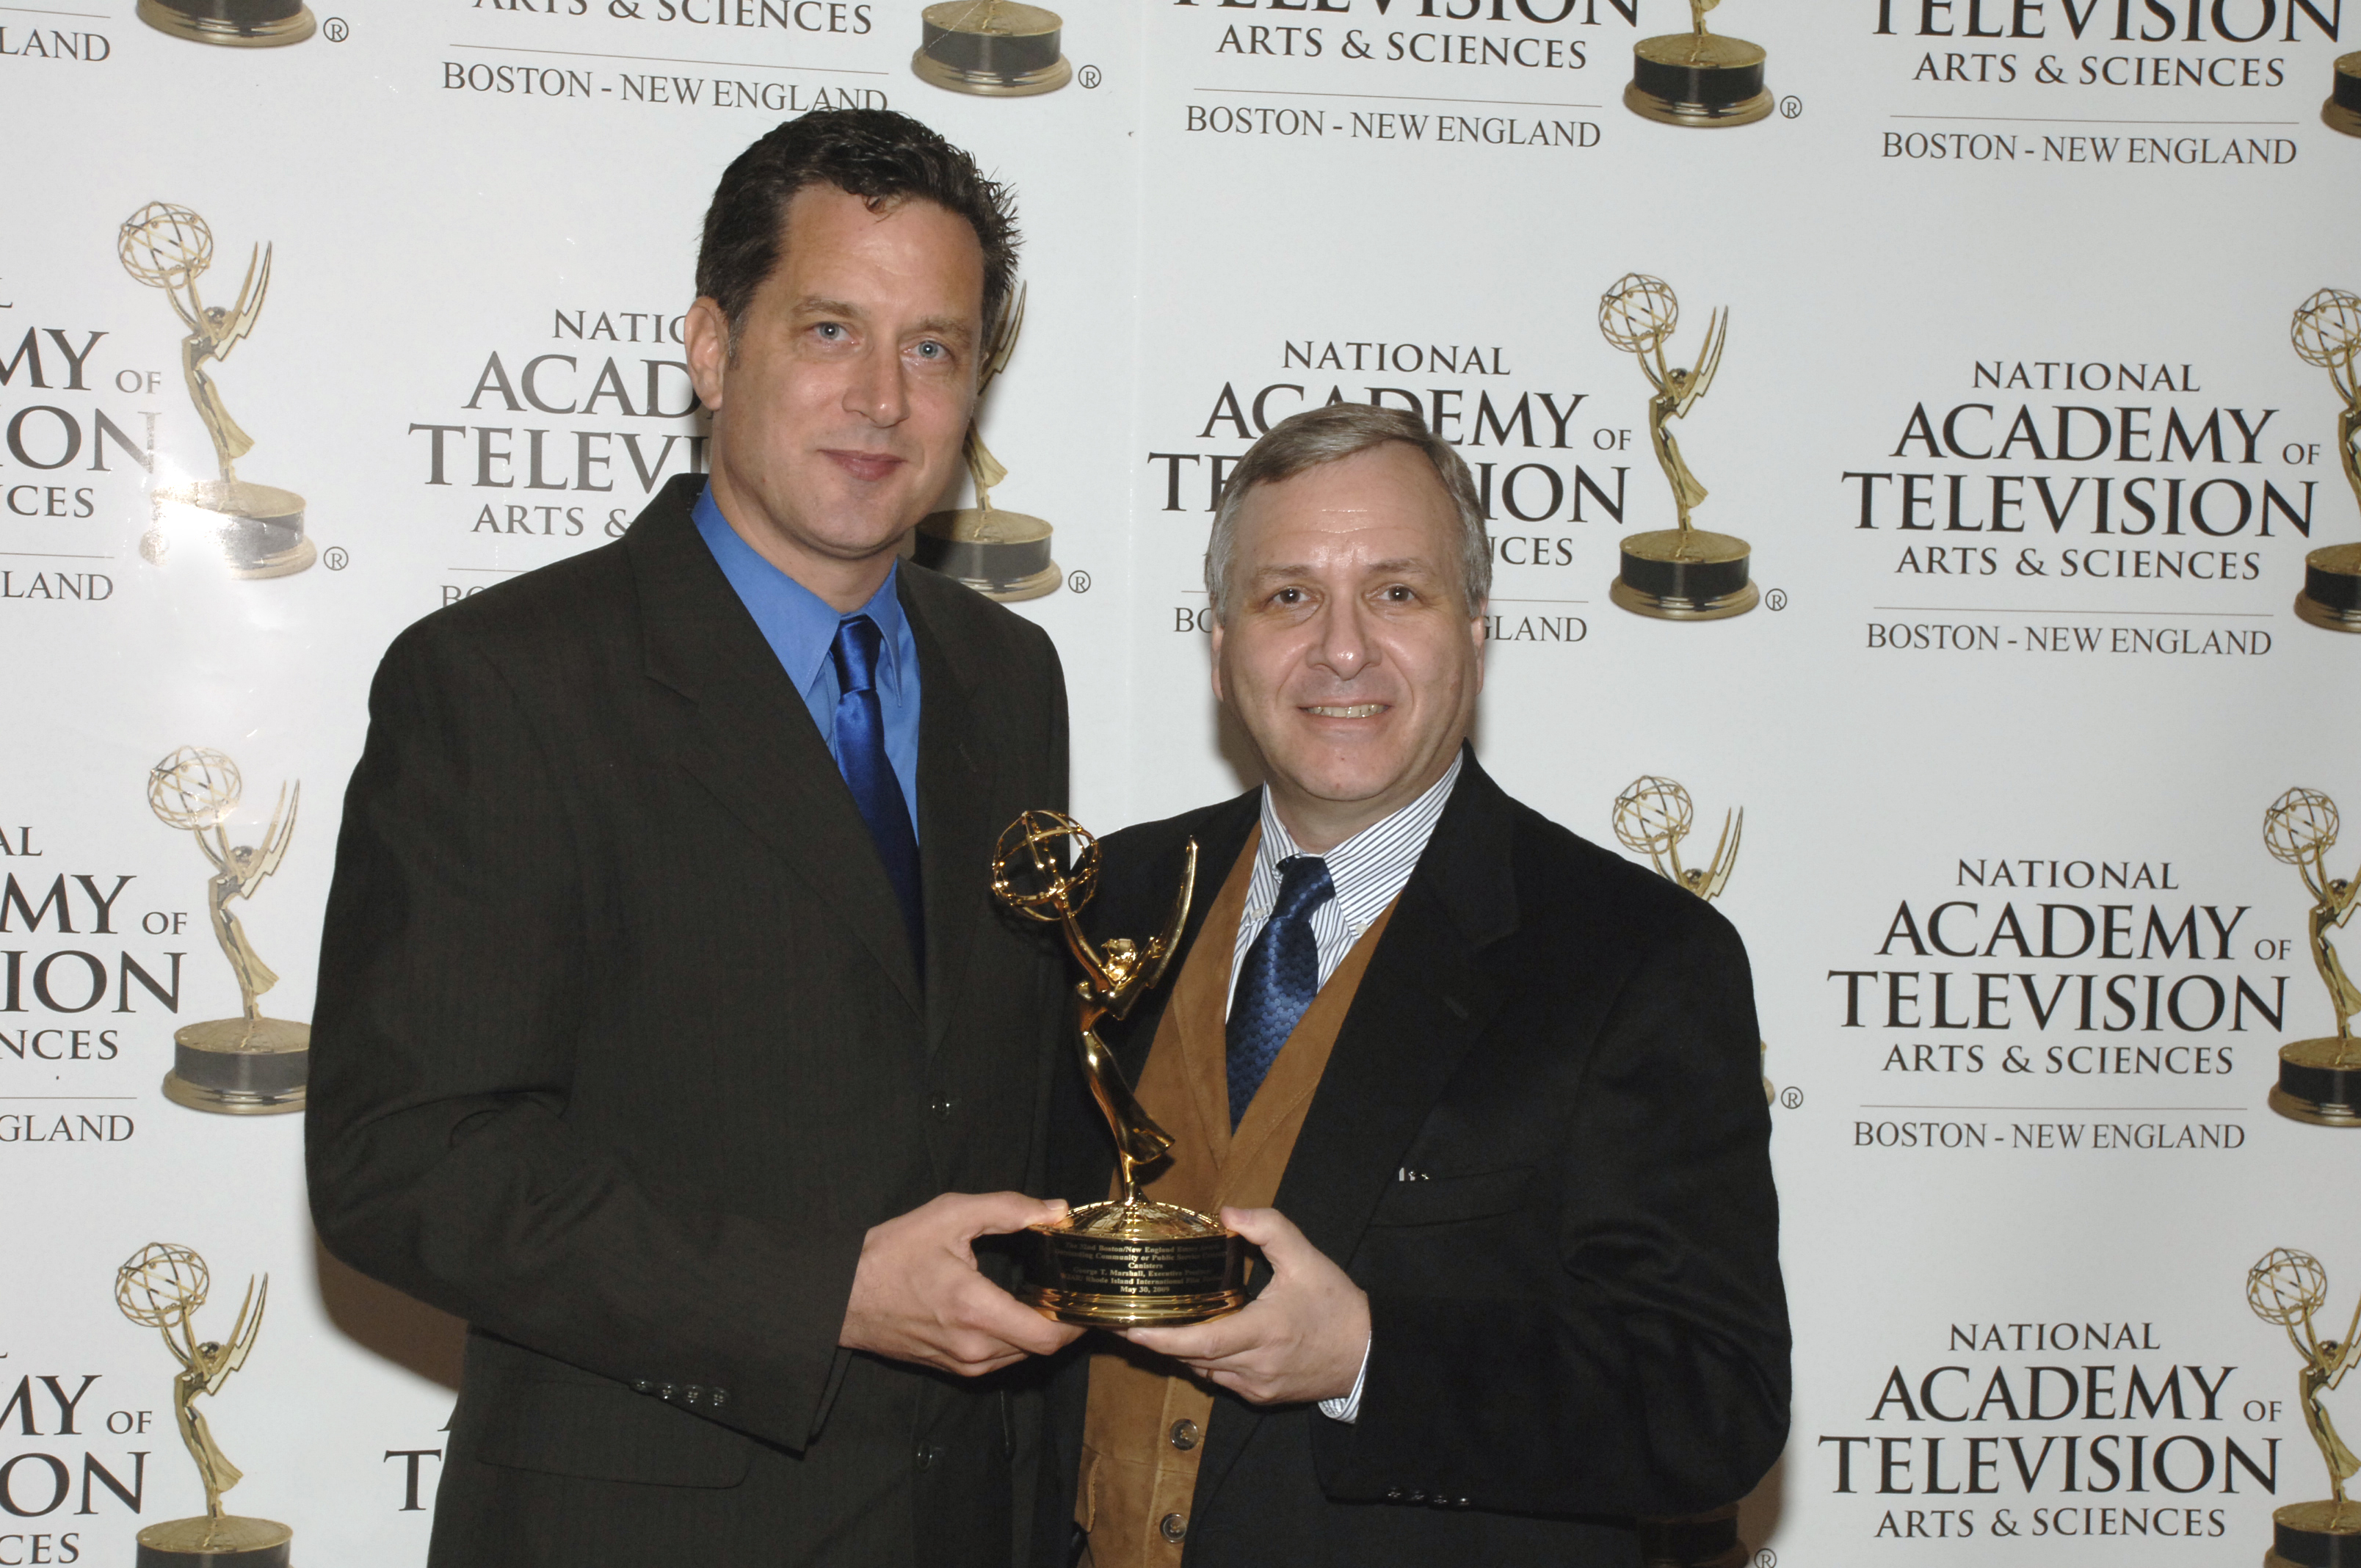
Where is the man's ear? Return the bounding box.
[685,296,732,415]
[1208,616,1227,706]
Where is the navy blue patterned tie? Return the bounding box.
[830,614,924,976]
[1226,854,1334,1130]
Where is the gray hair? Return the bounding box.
[1203,402,1492,622]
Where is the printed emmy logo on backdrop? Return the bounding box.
[1626,0,1772,127]
[914,286,1062,601]
[115,1243,292,1568]
[912,0,1071,96]
[990,812,1247,1326]
[2261,787,2360,1126]
[2291,288,2361,631]
[137,0,313,47]
[146,748,308,1115]
[1599,274,1757,620]
[117,203,317,580]
[2246,1249,2360,1567]
[1614,775,1772,1103]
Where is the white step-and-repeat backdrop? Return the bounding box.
[4,0,2359,1561]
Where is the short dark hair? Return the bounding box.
[696,108,1019,352]
[1206,403,1492,620]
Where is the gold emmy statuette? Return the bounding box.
[2263,787,2361,1126]
[915,287,1061,602]
[913,0,1070,95]
[2247,1248,2361,1566]
[1638,1506,1749,1568]
[1599,275,1757,621]
[990,811,1246,1326]
[115,1244,291,1568]
[2325,52,2361,136]
[1614,775,1771,1103]
[1627,0,1772,127]
[147,747,308,1115]
[2291,288,2361,631]
[137,0,314,46]
[118,203,315,579]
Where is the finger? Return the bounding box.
[1126,1312,1258,1361]
[965,1285,1082,1357]
[954,1190,1074,1238]
[1218,1205,1303,1259]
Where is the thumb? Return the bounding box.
[963,1191,1071,1238]
[1219,1205,1302,1257]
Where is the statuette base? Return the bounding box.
[1612,529,1758,620]
[164,1017,308,1117]
[913,1,1070,95]
[1019,1199,1246,1326]
[136,1515,292,1566]
[2324,51,2361,137]
[915,508,1061,601]
[2295,542,2361,631]
[1639,1505,1747,1567]
[2264,1498,2361,1567]
[1626,34,1771,127]
[136,0,315,46]
[2268,1038,2361,1128]
[149,481,316,579]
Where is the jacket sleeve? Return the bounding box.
[1310,905,1791,1517]
[304,618,868,1455]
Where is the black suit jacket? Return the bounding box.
[307,473,1071,1568]
[1037,754,1789,1567]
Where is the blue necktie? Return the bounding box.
[830,614,924,977]
[1226,854,1334,1130]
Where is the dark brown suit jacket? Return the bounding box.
[307,473,1070,1567]
[1037,754,1790,1567]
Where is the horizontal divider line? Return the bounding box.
[1887,113,2302,126]
[1858,1104,2246,1112]
[449,41,886,76]
[1193,85,1601,110]
[0,551,113,561]
[1871,605,2272,618]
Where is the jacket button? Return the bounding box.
[1385,1487,1404,1503]
[709,1387,729,1407]
[915,1444,943,1470]
[659,1384,677,1402]
[1168,1419,1200,1451]
[929,1097,954,1118]
[1158,1513,1187,1545]
[631,1380,656,1395]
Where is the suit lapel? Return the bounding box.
[1192,753,1520,1511]
[903,573,995,1056]
[631,479,923,1021]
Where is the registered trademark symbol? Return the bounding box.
[1779,1086,1804,1111]
[1779,95,1801,117]
[1078,64,1102,88]
[1764,587,1788,611]
[324,546,350,571]
[1755,1551,1778,1568]
[323,15,349,40]
[1067,568,1092,594]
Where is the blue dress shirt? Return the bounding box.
[692,483,922,838]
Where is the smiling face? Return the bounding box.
[1211,440,1486,853]
[686,182,985,609]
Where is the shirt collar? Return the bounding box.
[692,480,909,696]
[1254,752,1465,934]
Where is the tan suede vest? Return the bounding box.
[1076,830,1396,1567]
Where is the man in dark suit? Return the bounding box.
[1039,403,1789,1567]
[307,110,1081,1567]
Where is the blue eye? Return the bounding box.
[915,340,945,360]
[815,323,845,341]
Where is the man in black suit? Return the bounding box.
[308,110,1081,1567]
[1040,403,1789,1567]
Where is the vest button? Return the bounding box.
[1159,1513,1187,1545]
[1168,1418,1200,1451]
